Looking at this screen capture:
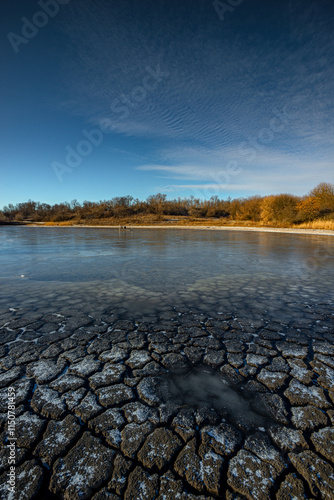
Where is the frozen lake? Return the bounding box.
[0,226,333,321]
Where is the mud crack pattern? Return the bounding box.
[0,305,334,499]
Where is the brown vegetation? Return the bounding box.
[1,183,334,230]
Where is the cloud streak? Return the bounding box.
[55,0,334,194]
[138,148,334,196]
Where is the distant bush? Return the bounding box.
[228,198,244,219]
[296,196,321,222]
[260,194,299,224]
[235,196,262,221]
[188,206,208,218]
[308,182,334,215]
[1,183,333,228]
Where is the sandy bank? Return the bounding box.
[30,224,334,236]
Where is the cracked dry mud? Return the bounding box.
[0,306,334,499]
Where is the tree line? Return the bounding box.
[1,183,334,225]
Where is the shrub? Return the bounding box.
[261,194,299,224]
[296,196,321,222]
[236,196,262,221]
[308,182,334,214]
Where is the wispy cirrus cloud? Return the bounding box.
[58,1,334,143]
[137,147,334,196]
[54,0,334,195]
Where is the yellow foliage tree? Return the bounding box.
[296,197,321,221]
[308,182,334,213]
[260,194,299,224]
[236,196,262,221]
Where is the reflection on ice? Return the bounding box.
[0,227,333,323]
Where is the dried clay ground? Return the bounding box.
[1,304,334,499]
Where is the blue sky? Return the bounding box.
[1,0,334,207]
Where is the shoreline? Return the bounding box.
[27,224,334,236]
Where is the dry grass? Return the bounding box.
[37,216,334,231]
[44,221,77,226]
[293,219,334,230]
